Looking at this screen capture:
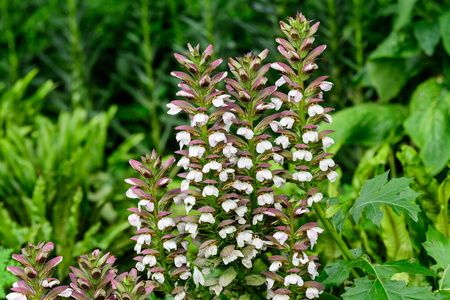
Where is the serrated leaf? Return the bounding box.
[423,226,450,291]
[350,171,420,227]
[342,277,439,300]
[379,259,436,278]
[219,267,237,287]
[319,258,372,287]
[244,274,266,286]
[404,77,450,175]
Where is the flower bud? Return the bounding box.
[35,251,49,264]
[199,75,211,87]
[289,28,300,40]
[25,266,37,279]
[77,278,92,290]
[122,292,132,300]
[93,289,106,300]
[238,68,249,81]
[91,267,102,279]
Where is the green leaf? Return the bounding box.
[380,207,413,261]
[369,31,421,60]
[342,277,439,300]
[367,58,408,102]
[319,259,371,288]
[436,177,450,237]
[423,226,450,291]
[380,259,437,278]
[0,248,18,299]
[320,104,408,153]
[219,267,237,287]
[350,171,420,227]
[413,19,441,56]
[395,0,418,30]
[244,274,266,286]
[440,11,450,56]
[238,294,251,300]
[404,77,450,175]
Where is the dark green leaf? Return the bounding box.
[319,259,372,288]
[350,171,420,227]
[395,0,418,30]
[404,78,450,175]
[440,11,450,56]
[413,19,440,56]
[367,58,408,102]
[379,259,436,278]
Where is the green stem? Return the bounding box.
[1,0,18,83]
[312,202,360,279]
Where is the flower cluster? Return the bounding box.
[111,269,154,300]
[69,250,117,300]
[6,242,72,300]
[125,151,190,297]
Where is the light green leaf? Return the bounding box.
[319,259,371,287]
[350,171,420,227]
[380,207,413,261]
[423,226,450,291]
[369,31,421,60]
[436,177,450,237]
[244,274,266,286]
[238,294,251,300]
[367,58,408,102]
[395,0,418,30]
[413,19,441,56]
[342,277,438,300]
[404,77,450,175]
[219,267,237,287]
[440,11,450,56]
[379,259,437,278]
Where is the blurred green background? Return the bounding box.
[0,0,449,296]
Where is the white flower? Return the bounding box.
[322,136,335,148]
[237,230,253,247]
[273,231,288,245]
[223,250,244,265]
[288,90,303,102]
[242,249,258,268]
[58,288,73,298]
[307,227,324,249]
[191,113,208,126]
[209,132,227,147]
[293,171,313,182]
[271,63,285,71]
[185,222,199,238]
[126,188,139,199]
[211,285,223,296]
[269,260,282,272]
[280,117,295,129]
[308,261,319,280]
[219,168,234,182]
[327,170,338,183]
[304,62,318,72]
[181,179,190,192]
[143,255,157,267]
[256,140,272,153]
[271,97,283,110]
[176,131,191,149]
[252,213,264,225]
[232,180,253,194]
[284,274,304,286]
[203,160,222,173]
[307,193,323,206]
[193,267,205,285]
[174,254,188,268]
[163,240,177,252]
[249,237,271,250]
[235,205,247,217]
[189,145,205,158]
[138,200,154,212]
[152,272,165,283]
[269,121,281,132]
[319,158,335,171]
[223,111,236,129]
[302,131,319,143]
[237,157,253,170]
[167,103,182,115]
[184,195,196,213]
[205,244,218,258]
[273,153,284,164]
[136,261,145,271]
[275,135,290,149]
[273,294,289,300]
[199,213,215,224]
[42,279,60,288]
[222,199,238,212]
[128,214,141,230]
[299,252,309,264]
[219,225,236,239]
[324,114,333,123]
[135,234,151,254]
[306,287,321,299]
[174,291,186,300]
[223,143,238,158]
[7,293,27,300]
[237,127,254,139]
[180,271,191,280]
[158,217,175,230]
[292,252,301,266]
[292,149,312,162]
[273,176,286,187]
[212,94,228,107]
[266,277,275,290]
[257,193,274,206]
[275,76,286,87]
[186,169,203,182]
[202,185,219,197]
[256,169,272,182]
[177,156,190,169]
[319,81,333,91]
[308,105,324,117]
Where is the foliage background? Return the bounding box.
[0,0,449,297]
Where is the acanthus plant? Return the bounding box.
[124,13,336,299]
